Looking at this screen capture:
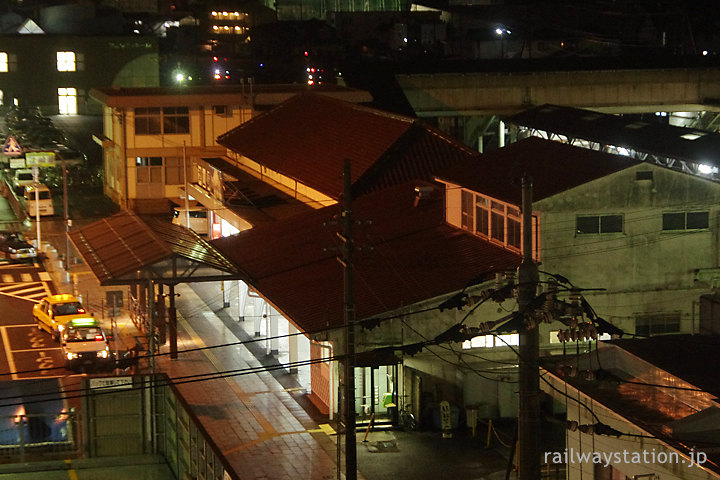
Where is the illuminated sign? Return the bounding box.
[25,152,56,167]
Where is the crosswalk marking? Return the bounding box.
[0,281,52,302]
[20,273,32,282]
[39,272,51,282]
[2,274,12,283]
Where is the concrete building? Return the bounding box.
[438,135,720,341]
[0,35,159,114]
[88,85,372,215]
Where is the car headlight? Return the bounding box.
[58,325,64,332]
[66,352,78,360]
[97,350,109,359]
[8,248,16,253]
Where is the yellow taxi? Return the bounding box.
[33,294,91,341]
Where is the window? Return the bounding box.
[0,52,7,72]
[461,190,473,229]
[214,105,228,116]
[507,206,521,249]
[136,157,163,184]
[164,157,185,185]
[491,201,505,242]
[135,107,161,135]
[135,107,189,135]
[635,313,680,336]
[57,51,76,72]
[58,88,77,115]
[459,189,522,252]
[163,107,189,134]
[475,197,489,236]
[662,211,709,231]
[576,215,623,234]
[462,333,519,349]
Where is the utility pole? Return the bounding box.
[340,158,357,480]
[517,175,540,480]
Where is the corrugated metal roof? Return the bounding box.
[217,93,479,200]
[504,104,720,168]
[211,182,522,333]
[435,136,641,205]
[69,211,239,285]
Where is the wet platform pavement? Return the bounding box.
[28,218,512,480]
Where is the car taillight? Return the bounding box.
[95,335,104,341]
[78,308,85,313]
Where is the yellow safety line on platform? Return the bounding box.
[176,312,278,436]
[65,459,78,480]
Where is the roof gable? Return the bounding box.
[436,137,640,205]
[217,93,475,199]
[211,182,522,333]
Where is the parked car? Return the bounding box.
[33,294,90,341]
[0,232,37,262]
[12,169,34,194]
[61,318,112,372]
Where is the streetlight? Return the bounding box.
[495,26,511,58]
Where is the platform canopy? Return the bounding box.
[68,210,244,286]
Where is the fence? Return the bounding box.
[0,411,78,462]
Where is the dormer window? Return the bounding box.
[459,188,522,253]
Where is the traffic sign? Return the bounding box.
[2,136,22,157]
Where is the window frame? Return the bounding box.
[459,188,523,253]
[134,107,189,135]
[635,312,681,336]
[575,214,624,235]
[662,211,709,231]
[57,51,76,72]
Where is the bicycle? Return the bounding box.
[399,403,417,431]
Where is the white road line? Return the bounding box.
[11,347,62,353]
[0,326,18,380]
[20,273,32,282]
[12,286,46,296]
[1,275,12,283]
[39,272,52,282]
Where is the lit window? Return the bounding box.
[58,87,77,115]
[0,90,3,106]
[460,189,523,253]
[57,51,76,72]
[136,157,163,185]
[0,52,7,72]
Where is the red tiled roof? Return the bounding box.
[435,136,641,205]
[217,93,479,199]
[211,182,522,333]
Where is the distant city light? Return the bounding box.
[617,147,630,156]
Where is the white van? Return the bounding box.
[172,206,209,235]
[24,184,55,217]
[13,169,34,193]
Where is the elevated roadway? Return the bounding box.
[395,58,720,150]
